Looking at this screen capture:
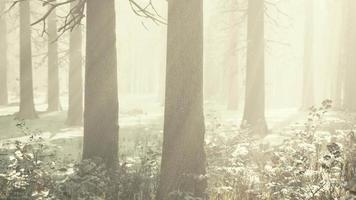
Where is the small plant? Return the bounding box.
[0,121,55,200]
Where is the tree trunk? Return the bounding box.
[301,0,315,109]
[66,1,83,126]
[157,0,206,199]
[47,5,60,112]
[227,12,239,110]
[0,1,8,106]
[242,0,267,135]
[227,62,239,110]
[82,0,119,167]
[18,0,37,119]
[343,0,356,111]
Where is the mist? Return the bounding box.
[0,0,355,199]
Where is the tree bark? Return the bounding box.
[82,0,119,167]
[66,1,83,126]
[18,0,37,119]
[0,1,8,106]
[157,0,206,199]
[47,5,60,112]
[301,0,315,110]
[242,0,267,135]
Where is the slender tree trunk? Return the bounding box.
[301,0,315,109]
[334,65,344,109]
[157,0,206,199]
[242,0,267,135]
[47,5,60,112]
[0,1,8,106]
[343,0,356,111]
[227,11,239,110]
[158,26,166,105]
[227,61,239,110]
[18,0,37,119]
[82,0,119,167]
[335,0,348,109]
[66,1,83,126]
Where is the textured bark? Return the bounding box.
[0,1,8,105]
[301,0,315,110]
[82,0,119,166]
[47,5,60,112]
[66,2,83,126]
[18,0,37,119]
[242,0,267,135]
[157,0,206,199]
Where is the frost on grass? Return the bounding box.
[0,100,355,200]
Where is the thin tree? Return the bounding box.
[241,0,267,135]
[343,0,356,111]
[18,0,37,119]
[227,4,240,111]
[66,1,83,126]
[47,3,60,112]
[0,0,8,106]
[301,0,315,109]
[82,0,119,166]
[157,0,206,199]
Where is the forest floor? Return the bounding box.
[0,95,306,160]
[0,96,355,199]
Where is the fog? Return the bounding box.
[0,0,355,199]
[2,0,346,109]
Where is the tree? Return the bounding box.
[343,0,356,111]
[241,0,267,135]
[0,1,8,106]
[66,1,83,126]
[334,0,347,109]
[301,0,315,109]
[226,4,240,111]
[47,3,60,112]
[18,0,37,119]
[82,0,119,166]
[157,0,206,199]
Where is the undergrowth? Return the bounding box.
[0,100,355,200]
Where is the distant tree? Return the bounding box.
[343,0,356,111]
[242,0,267,135]
[66,1,83,126]
[301,0,315,110]
[157,0,207,199]
[334,0,347,109]
[18,0,37,119]
[226,3,240,111]
[0,1,8,105]
[82,0,119,166]
[47,3,60,112]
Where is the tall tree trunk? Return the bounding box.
[343,0,356,111]
[334,64,344,109]
[18,0,37,119]
[157,0,206,199]
[0,1,8,106]
[227,60,239,110]
[82,0,119,167]
[66,1,83,126]
[242,0,267,135]
[301,0,315,109]
[227,9,239,110]
[47,5,60,112]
